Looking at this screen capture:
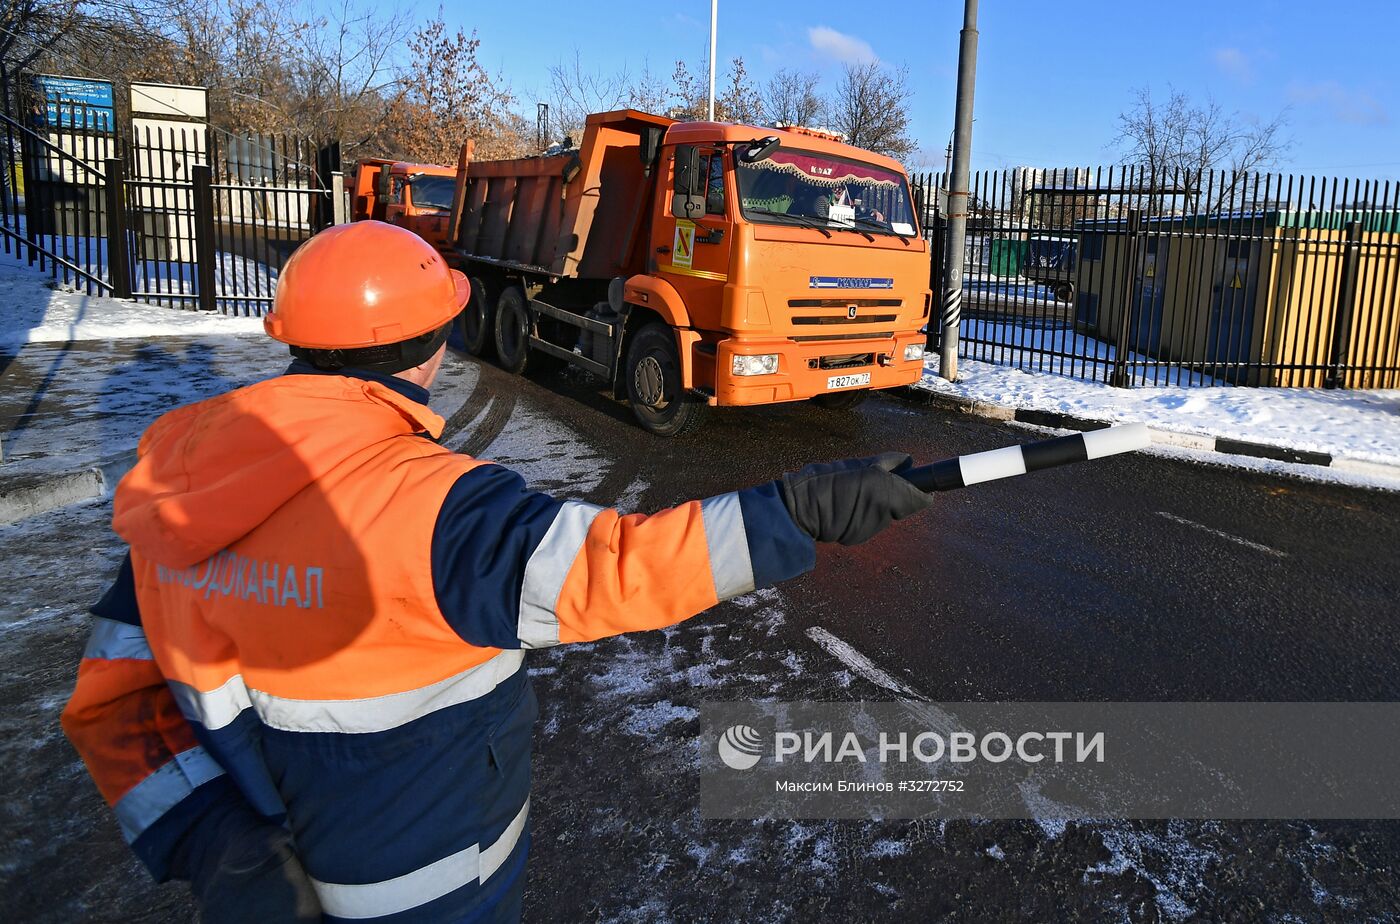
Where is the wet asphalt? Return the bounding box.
[448,356,1400,922]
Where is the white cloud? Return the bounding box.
[807,26,877,64]
[1288,80,1390,126]
[1213,47,1254,83]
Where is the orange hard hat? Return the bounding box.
[265,221,469,350]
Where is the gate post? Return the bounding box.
[103,159,132,299]
[1324,219,1363,389]
[192,163,218,313]
[1110,209,1143,387]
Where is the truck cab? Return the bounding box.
[638,121,931,411]
[350,159,458,252]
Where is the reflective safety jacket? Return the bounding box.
[61,365,815,922]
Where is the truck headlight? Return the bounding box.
[903,343,926,362]
[732,354,779,376]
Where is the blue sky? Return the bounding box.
[401,0,1398,179]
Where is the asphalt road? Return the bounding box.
[5,346,1398,922]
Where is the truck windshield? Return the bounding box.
[409,175,456,211]
[736,148,917,237]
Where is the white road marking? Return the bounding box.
[804,626,919,698]
[1154,511,1288,558]
[803,625,1094,822]
[803,626,962,737]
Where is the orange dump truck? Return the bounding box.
[350,158,459,252]
[448,110,932,435]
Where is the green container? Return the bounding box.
[988,237,1027,277]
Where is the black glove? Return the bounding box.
[777,452,933,545]
[192,821,322,924]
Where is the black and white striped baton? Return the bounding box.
[899,423,1151,493]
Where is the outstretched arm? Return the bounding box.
[432,456,930,649]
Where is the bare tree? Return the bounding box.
[763,67,821,127]
[293,0,408,152]
[667,56,762,124]
[1113,86,1290,207]
[92,0,311,134]
[381,16,529,164]
[0,0,82,90]
[825,61,915,159]
[667,58,706,121]
[717,56,762,125]
[625,59,668,116]
[547,50,630,144]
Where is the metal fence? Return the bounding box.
[911,167,1400,389]
[0,84,340,316]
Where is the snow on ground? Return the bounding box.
[959,317,1221,387]
[918,355,1400,473]
[0,257,265,347]
[0,266,481,475]
[0,220,283,307]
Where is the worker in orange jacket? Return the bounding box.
[61,220,932,922]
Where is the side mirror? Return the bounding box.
[375,169,391,205]
[671,145,705,219]
[738,136,781,164]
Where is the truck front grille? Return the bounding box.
[791,314,898,326]
[815,353,875,370]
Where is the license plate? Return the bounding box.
[826,372,871,390]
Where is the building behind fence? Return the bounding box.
[1,74,1396,391]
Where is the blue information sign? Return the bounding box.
[30,74,115,133]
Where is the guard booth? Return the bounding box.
[1072,210,1400,387]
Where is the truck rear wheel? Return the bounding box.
[459,275,495,358]
[625,324,707,436]
[493,285,561,376]
[1054,281,1075,303]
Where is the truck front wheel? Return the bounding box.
[459,275,494,357]
[624,324,707,436]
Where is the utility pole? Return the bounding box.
[939,0,979,381]
[707,0,718,121]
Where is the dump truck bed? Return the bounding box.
[452,110,674,280]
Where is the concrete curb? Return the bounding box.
[0,451,137,526]
[896,386,1400,484]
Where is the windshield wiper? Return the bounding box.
[851,216,910,244]
[745,208,832,238]
[830,222,875,242]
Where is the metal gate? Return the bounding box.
[1,81,340,316]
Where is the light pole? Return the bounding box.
[707,0,718,120]
[939,0,979,382]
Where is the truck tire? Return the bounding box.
[811,390,869,410]
[494,286,565,377]
[458,275,495,358]
[624,323,707,437]
[1054,281,1075,303]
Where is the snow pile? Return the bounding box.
[918,356,1400,468]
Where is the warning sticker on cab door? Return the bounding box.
[673,220,696,269]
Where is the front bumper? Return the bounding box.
[712,333,926,406]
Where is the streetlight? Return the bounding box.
[939,0,979,382]
[707,0,718,121]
